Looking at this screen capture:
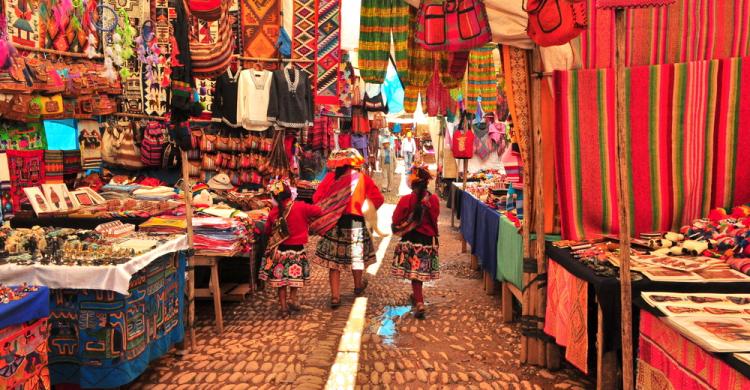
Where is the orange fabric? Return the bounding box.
[541,79,557,233]
[501,47,518,143]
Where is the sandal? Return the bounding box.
[330,298,341,309]
[414,303,425,319]
[354,279,369,297]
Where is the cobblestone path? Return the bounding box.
[129,173,591,390]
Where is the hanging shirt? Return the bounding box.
[267,67,315,129]
[237,69,273,131]
[211,68,241,127]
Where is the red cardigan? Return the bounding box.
[265,200,322,246]
[313,171,384,217]
[392,193,440,237]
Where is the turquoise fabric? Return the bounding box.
[44,119,78,150]
[496,215,562,290]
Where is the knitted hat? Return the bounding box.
[327,148,365,169]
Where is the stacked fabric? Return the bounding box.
[139,216,188,234]
[192,217,249,254]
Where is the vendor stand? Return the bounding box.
[0,285,50,389]
[0,234,188,388]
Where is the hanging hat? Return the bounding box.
[327,148,365,169]
[207,173,234,190]
[408,164,433,186]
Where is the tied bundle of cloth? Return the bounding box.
[646,204,750,275]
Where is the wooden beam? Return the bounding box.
[181,151,197,349]
[614,8,634,390]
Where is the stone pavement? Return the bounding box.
[128,175,592,390]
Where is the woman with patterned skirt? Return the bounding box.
[391,165,440,319]
[261,179,321,317]
[311,149,384,308]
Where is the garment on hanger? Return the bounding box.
[211,68,242,127]
[364,89,388,113]
[237,69,274,131]
[268,67,314,128]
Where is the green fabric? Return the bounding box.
[496,215,561,290]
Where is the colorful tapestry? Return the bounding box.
[543,259,589,374]
[555,58,738,240]
[293,0,316,77]
[579,0,750,69]
[48,253,185,388]
[241,0,280,58]
[637,310,750,389]
[7,150,45,213]
[402,7,433,114]
[502,46,531,191]
[713,56,750,210]
[0,318,50,390]
[466,44,497,114]
[44,150,64,183]
[358,0,409,85]
[315,0,341,104]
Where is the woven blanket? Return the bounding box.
[637,310,750,389]
[713,56,750,210]
[580,0,750,69]
[544,259,590,374]
[293,0,316,77]
[466,44,497,114]
[44,150,64,183]
[7,150,45,212]
[241,0,280,58]
[315,0,341,104]
[555,58,748,240]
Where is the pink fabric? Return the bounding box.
[596,0,675,8]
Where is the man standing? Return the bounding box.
[380,139,394,192]
[401,131,416,167]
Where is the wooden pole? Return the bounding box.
[461,159,468,253]
[614,9,634,390]
[181,151,197,349]
[13,43,103,58]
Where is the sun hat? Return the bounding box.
[207,173,234,190]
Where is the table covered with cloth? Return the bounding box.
[459,189,500,278]
[495,216,562,290]
[544,243,750,375]
[636,308,750,388]
[0,286,50,389]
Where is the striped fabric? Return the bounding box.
[712,56,750,210]
[466,44,497,114]
[579,0,750,69]
[359,0,410,84]
[555,57,749,240]
[403,7,434,113]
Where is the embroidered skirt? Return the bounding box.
[392,235,440,282]
[260,246,311,288]
[315,217,376,271]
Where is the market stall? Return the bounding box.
[0,284,50,389]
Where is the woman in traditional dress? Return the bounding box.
[391,165,440,318]
[261,179,321,317]
[311,149,384,308]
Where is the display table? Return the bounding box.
[0,236,189,388]
[0,286,50,389]
[544,243,750,388]
[636,309,750,388]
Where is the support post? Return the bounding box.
[181,151,196,349]
[614,8,634,390]
[461,159,468,253]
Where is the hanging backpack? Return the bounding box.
[452,126,475,159]
[415,0,492,52]
[525,0,587,47]
[141,121,168,167]
[186,0,222,21]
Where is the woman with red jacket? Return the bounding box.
[261,179,322,317]
[391,165,440,319]
[311,149,384,308]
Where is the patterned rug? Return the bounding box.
[544,260,589,374]
[241,0,280,58]
[579,0,750,69]
[293,0,316,77]
[315,0,341,105]
[7,150,45,213]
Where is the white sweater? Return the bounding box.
[237,69,273,131]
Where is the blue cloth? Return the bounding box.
[48,253,186,388]
[44,119,79,150]
[459,191,478,248]
[473,200,500,278]
[0,286,49,328]
[383,62,403,114]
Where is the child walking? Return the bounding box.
[391,165,440,318]
[261,179,322,317]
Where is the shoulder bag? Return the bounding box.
[415,0,492,52]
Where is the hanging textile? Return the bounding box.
[426,68,453,117]
[241,0,280,58]
[713,56,750,210]
[402,7,433,113]
[315,0,342,104]
[579,0,750,69]
[293,0,317,77]
[358,0,409,84]
[502,46,531,192]
[7,150,45,212]
[466,44,497,114]
[44,150,64,183]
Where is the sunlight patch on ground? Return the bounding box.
[366,204,395,276]
[325,297,368,390]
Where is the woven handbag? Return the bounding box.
[415,0,492,52]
